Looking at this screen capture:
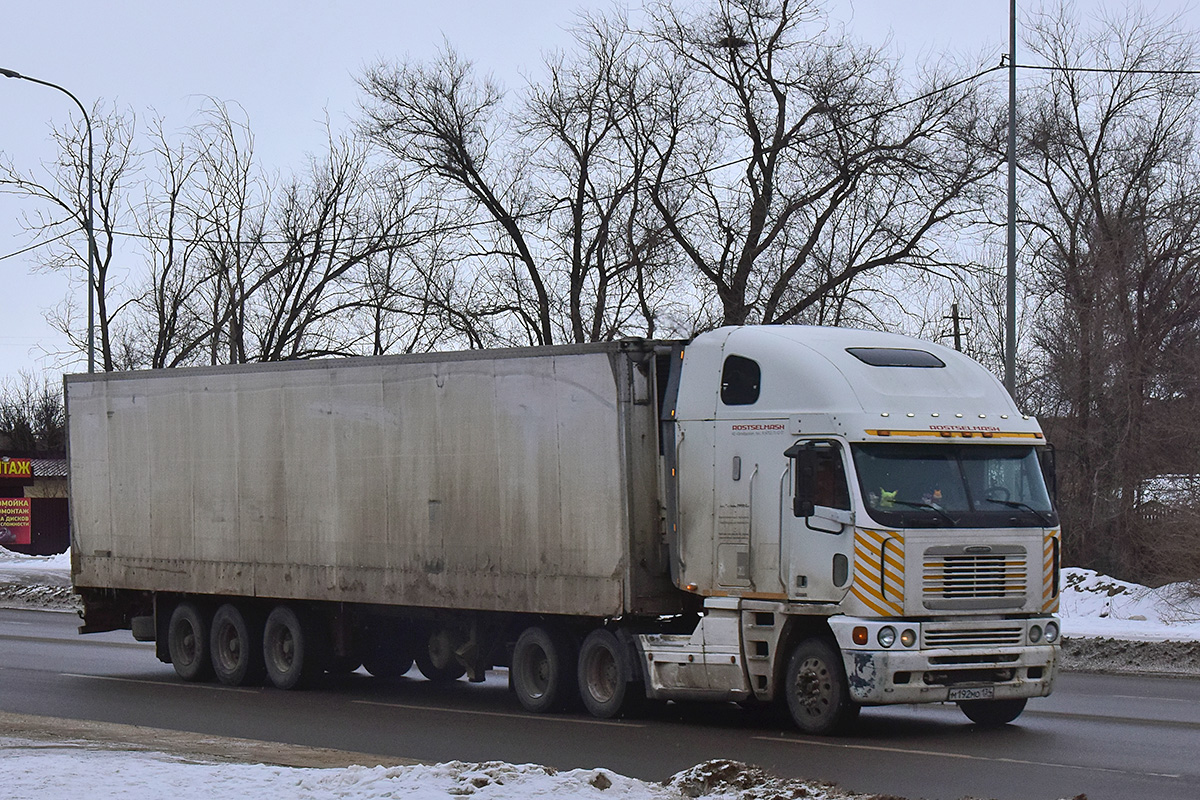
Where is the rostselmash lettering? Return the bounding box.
[731,423,787,434]
[928,425,1002,433]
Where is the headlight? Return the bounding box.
[877,626,896,648]
[1044,621,1060,643]
[900,629,917,647]
[1029,625,1043,644]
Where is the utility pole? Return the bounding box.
[943,303,971,352]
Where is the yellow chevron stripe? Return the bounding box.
[851,584,895,616]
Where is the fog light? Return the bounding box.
[1029,625,1043,644]
[877,626,897,648]
[1044,621,1060,643]
[900,629,917,647]
[852,626,869,646]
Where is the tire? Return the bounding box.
[210,603,265,686]
[263,605,319,690]
[415,627,467,683]
[512,626,577,713]
[577,629,642,719]
[167,601,213,682]
[958,697,1027,727]
[363,638,414,679]
[784,638,859,735]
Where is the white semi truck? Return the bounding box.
[66,325,1061,733]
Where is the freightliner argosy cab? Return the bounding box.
[646,325,1060,733]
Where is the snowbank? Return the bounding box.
[1059,567,1200,642]
[0,747,858,800]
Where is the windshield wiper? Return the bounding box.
[984,498,1054,526]
[890,499,957,526]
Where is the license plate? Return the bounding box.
[949,686,995,702]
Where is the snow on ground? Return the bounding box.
[0,748,861,800]
[1,548,1198,800]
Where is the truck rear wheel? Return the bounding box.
[167,601,213,682]
[577,629,642,718]
[512,626,577,713]
[415,627,467,683]
[263,605,318,690]
[958,697,1027,727]
[784,638,859,735]
[210,603,265,686]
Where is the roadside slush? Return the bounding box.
[0,711,418,770]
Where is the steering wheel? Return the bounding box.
[984,485,1011,502]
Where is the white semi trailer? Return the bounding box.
[66,326,1061,733]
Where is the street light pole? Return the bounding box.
[1005,0,1018,397]
[1,66,97,374]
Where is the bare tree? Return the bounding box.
[639,0,997,328]
[1,103,139,370]
[1020,2,1200,580]
[0,372,65,456]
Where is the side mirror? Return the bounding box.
[783,443,817,518]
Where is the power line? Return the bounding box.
[0,228,78,263]
[1016,61,1200,76]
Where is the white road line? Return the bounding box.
[60,673,261,694]
[353,700,644,728]
[753,736,1184,780]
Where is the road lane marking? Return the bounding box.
[1108,693,1198,704]
[753,736,1184,780]
[353,700,645,728]
[61,674,261,694]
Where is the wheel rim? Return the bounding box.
[215,621,240,671]
[178,623,198,666]
[523,646,550,699]
[794,655,833,718]
[585,647,618,703]
[270,627,295,673]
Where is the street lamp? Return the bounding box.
[1,66,97,374]
[1005,0,1018,397]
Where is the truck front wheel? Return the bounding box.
[263,605,318,690]
[784,638,859,735]
[959,698,1027,727]
[168,601,213,682]
[512,626,577,713]
[210,603,265,686]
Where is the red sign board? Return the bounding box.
[0,458,32,478]
[0,497,31,545]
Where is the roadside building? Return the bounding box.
[0,455,69,556]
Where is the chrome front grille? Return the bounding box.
[923,545,1028,610]
[923,623,1025,648]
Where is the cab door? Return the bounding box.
[782,439,855,602]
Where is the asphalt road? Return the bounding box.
[2,607,1198,800]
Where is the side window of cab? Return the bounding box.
[721,355,760,405]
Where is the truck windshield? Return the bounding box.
[850,443,1057,528]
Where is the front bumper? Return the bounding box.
[828,616,1060,705]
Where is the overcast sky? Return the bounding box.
[0,1,1191,380]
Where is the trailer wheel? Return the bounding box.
[512,626,577,713]
[363,635,414,679]
[415,627,467,683]
[167,601,214,682]
[958,697,1027,727]
[263,605,318,690]
[210,603,265,686]
[784,638,859,735]
[577,629,641,719]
